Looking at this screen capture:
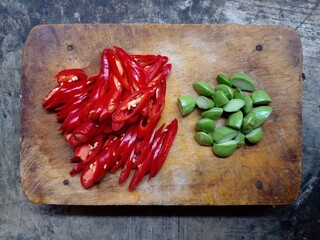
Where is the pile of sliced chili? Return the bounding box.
[43,46,178,190]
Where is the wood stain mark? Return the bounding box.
[282,148,298,162]
[256,45,263,51]
[67,44,74,51]
[256,181,263,189]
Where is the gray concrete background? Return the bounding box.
[1,0,320,239]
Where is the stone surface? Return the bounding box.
[1,0,319,239]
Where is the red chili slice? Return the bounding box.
[79,136,120,188]
[55,68,88,84]
[128,124,167,190]
[107,49,130,91]
[111,90,152,123]
[149,118,178,179]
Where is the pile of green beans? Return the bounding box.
[177,72,273,158]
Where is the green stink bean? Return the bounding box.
[213,90,229,107]
[201,107,224,120]
[213,140,238,157]
[234,132,245,148]
[223,99,245,112]
[217,74,232,87]
[195,96,215,109]
[226,110,243,130]
[245,127,263,144]
[193,81,215,97]
[215,84,233,100]
[233,88,245,100]
[230,72,255,92]
[242,95,253,114]
[178,96,195,116]
[194,132,213,146]
[251,90,272,105]
[212,126,239,143]
[242,112,256,133]
[195,118,216,133]
[251,106,273,128]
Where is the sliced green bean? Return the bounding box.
[233,88,245,100]
[213,90,229,107]
[193,81,215,97]
[195,118,216,133]
[217,74,232,87]
[213,140,238,157]
[223,99,245,112]
[251,106,273,128]
[242,95,253,115]
[242,112,256,133]
[230,72,255,92]
[212,126,239,143]
[251,90,272,105]
[245,127,263,144]
[195,96,215,109]
[178,96,195,116]
[226,111,243,130]
[215,84,233,100]
[195,132,213,146]
[234,132,245,148]
[201,107,224,120]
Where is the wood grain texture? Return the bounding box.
[20,24,302,205]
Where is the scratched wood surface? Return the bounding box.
[20,24,302,205]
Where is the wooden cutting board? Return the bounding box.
[20,24,302,205]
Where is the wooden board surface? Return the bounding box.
[20,24,302,205]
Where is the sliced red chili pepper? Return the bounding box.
[114,46,132,63]
[146,55,168,80]
[112,90,152,123]
[98,74,123,122]
[128,125,165,190]
[131,54,157,63]
[135,123,164,155]
[55,68,88,84]
[119,123,163,184]
[148,81,166,119]
[110,125,137,173]
[111,125,134,162]
[80,161,97,188]
[67,132,82,147]
[70,156,81,163]
[124,59,149,91]
[73,144,91,162]
[92,137,121,183]
[42,86,60,108]
[137,114,161,138]
[70,161,85,176]
[87,51,110,120]
[75,134,103,164]
[111,121,125,131]
[107,49,130,90]
[99,49,110,83]
[44,47,176,190]
[56,92,90,121]
[59,108,82,133]
[149,118,178,179]
[139,105,149,117]
[148,64,172,88]
[118,148,136,184]
[80,136,120,188]
[43,80,90,109]
[71,120,98,144]
[71,135,113,174]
